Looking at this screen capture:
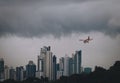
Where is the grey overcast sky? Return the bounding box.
[0,0,120,70]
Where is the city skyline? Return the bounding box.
[0,46,83,81]
[0,58,120,83]
[0,0,120,70]
[0,45,119,81]
[1,46,119,81]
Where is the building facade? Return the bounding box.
[69,58,74,75]
[4,65,9,80]
[53,55,57,80]
[59,57,64,76]
[26,61,36,78]
[0,58,4,81]
[73,50,82,74]
[37,46,54,80]
[9,67,16,80]
[63,55,69,76]
[16,66,24,81]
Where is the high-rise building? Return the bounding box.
[9,67,16,80]
[37,46,48,78]
[56,64,60,79]
[4,65,9,80]
[73,50,82,74]
[16,66,24,81]
[59,57,64,75]
[37,46,54,80]
[37,56,44,72]
[46,48,53,80]
[36,55,44,79]
[53,55,57,80]
[26,61,36,78]
[56,64,60,72]
[63,55,69,76]
[69,58,74,75]
[57,57,64,78]
[0,58,4,81]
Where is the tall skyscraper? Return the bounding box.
[46,47,53,80]
[53,55,57,80]
[59,57,64,74]
[0,58,4,81]
[37,56,44,72]
[9,67,16,80]
[63,55,69,76]
[4,65,9,80]
[26,61,36,78]
[16,66,24,81]
[69,57,74,75]
[37,46,54,80]
[73,50,82,74]
[36,55,44,79]
[56,63,61,79]
[57,57,64,78]
[37,46,48,78]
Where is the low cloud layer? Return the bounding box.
[0,0,120,38]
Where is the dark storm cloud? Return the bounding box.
[0,0,120,37]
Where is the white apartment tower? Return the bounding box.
[37,46,53,80]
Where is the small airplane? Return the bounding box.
[79,36,93,43]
